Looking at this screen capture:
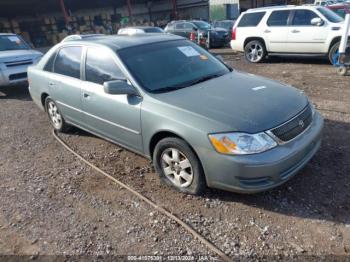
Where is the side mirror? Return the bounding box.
[193,27,198,31]
[103,80,138,96]
[311,17,324,26]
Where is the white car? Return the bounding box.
[230,5,349,63]
[0,33,42,86]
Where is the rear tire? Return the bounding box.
[153,137,206,195]
[45,97,69,132]
[244,40,267,63]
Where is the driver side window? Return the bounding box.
[85,48,124,85]
[292,10,319,26]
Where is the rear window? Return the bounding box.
[267,10,290,26]
[238,12,266,27]
[143,27,164,33]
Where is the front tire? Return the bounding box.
[45,97,69,132]
[329,42,340,65]
[153,137,206,195]
[244,40,266,63]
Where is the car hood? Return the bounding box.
[151,71,308,133]
[0,49,42,63]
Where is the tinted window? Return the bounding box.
[184,23,194,30]
[85,48,124,85]
[238,12,265,27]
[267,10,290,26]
[175,23,185,29]
[54,46,82,79]
[193,21,211,30]
[118,40,230,93]
[43,51,57,72]
[292,10,319,26]
[143,27,164,33]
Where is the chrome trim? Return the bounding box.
[266,104,313,145]
[56,100,141,135]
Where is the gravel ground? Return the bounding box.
[0,53,349,260]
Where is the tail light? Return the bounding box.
[190,32,196,41]
[232,27,237,40]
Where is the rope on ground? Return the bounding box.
[52,130,233,262]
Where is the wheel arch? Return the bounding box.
[149,130,208,189]
[244,37,267,50]
[41,92,50,111]
[328,36,341,53]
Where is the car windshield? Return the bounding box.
[118,40,230,93]
[317,7,344,22]
[193,21,211,30]
[0,35,29,51]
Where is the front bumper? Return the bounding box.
[0,65,29,87]
[200,111,324,193]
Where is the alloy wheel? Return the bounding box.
[47,101,62,129]
[246,43,264,62]
[160,148,193,188]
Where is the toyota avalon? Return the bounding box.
[28,34,323,194]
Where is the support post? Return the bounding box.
[171,0,177,20]
[59,0,70,24]
[127,0,133,21]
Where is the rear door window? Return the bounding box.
[54,46,82,79]
[292,10,319,26]
[43,51,57,72]
[238,12,266,27]
[175,23,185,30]
[267,10,291,26]
[85,48,124,85]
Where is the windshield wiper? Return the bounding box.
[153,73,225,93]
[153,85,188,93]
[186,73,223,86]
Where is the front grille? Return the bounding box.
[9,72,27,80]
[271,104,313,142]
[5,59,33,67]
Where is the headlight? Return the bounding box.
[209,132,277,155]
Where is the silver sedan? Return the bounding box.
[28,34,323,195]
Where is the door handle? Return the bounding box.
[264,29,271,33]
[48,82,55,87]
[291,30,300,33]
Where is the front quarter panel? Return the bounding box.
[141,95,225,160]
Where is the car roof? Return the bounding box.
[67,34,184,51]
[122,26,161,29]
[246,5,322,12]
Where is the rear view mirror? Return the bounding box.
[311,17,324,26]
[103,80,138,96]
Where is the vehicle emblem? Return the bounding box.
[298,120,304,128]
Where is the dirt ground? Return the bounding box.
[0,53,349,260]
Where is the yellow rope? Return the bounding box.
[53,130,233,262]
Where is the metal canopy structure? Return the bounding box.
[0,0,172,18]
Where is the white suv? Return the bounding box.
[230,5,348,63]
